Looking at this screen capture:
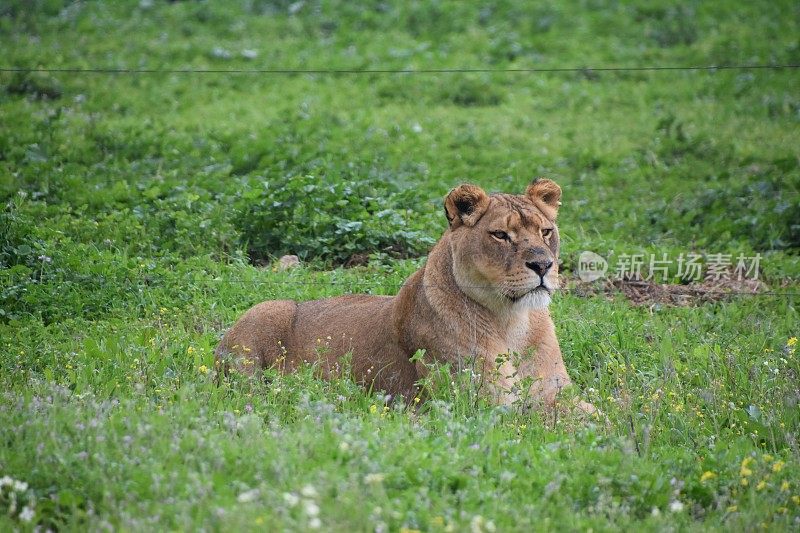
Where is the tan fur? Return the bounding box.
[216,179,594,413]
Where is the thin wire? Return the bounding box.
[33,272,799,297]
[1,64,799,75]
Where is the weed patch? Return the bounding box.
[238,173,434,265]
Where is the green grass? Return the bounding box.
[1,0,799,530]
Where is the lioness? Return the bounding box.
[216,179,594,413]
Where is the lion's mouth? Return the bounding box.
[505,284,551,302]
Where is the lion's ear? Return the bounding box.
[526,178,562,220]
[444,184,490,228]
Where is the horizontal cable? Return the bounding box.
[23,272,799,297]
[1,64,799,76]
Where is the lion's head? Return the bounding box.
[443,179,562,311]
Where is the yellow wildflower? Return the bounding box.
[198,364,209,374]
[781,481,790,492]
[187,346,196,355]
[788,337,797,347]
[756,480,766,491]
[369,404,377,414]
[414,397,421,404]
[740,457,754,477]
[772,461,785,473]
[792,495,800,505]
[700,471,717,482]
[727,505,738,512]
[741,478,749,487]
[763,454,774,462]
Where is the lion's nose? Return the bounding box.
[526,260,553,277]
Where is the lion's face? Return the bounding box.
[444,179,562,311]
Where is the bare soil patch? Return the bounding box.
[569,276,769,307]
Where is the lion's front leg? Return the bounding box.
[478,354,599,416]
[480,354,521,406]
[517,343,599,416]
[479,349,578,410]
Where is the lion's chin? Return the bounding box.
[519,287,552,310]
[505,286,552,310]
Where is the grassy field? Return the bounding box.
[1,0,799,530]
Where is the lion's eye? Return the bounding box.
[490,230,510,242]
[541,228,553,238]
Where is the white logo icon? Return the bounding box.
[578,251,608,282]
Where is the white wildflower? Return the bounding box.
[288,1,305,15]
[211,47,232,60]
[364,473,385,485]
[308,517,322,529]
[301,485,317,498]
[669,500,684,513]
[304,500,320,517]
[237,488,260,503]
[19,506,35,523]
[282,492,299,507]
